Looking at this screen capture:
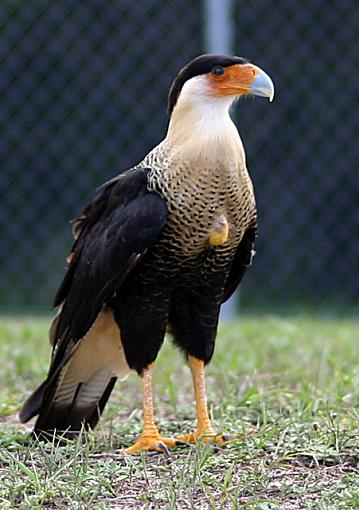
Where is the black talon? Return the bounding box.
[221,433,231,441]
[158,441,170,456]
[175,439,190,447]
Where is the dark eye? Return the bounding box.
[212,65,224,77]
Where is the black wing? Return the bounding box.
[222,225,257,303]
[55,166,166,348]
[52,167,166,374]
[20,166,167,426]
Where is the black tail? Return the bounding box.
[20,361,117,438]
[20,307,130,438]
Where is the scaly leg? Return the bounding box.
[124,363,186,454]
[176,355,227,444]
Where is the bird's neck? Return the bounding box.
[164,96,244,164]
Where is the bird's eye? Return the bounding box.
[212,65,225,77]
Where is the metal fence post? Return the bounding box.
[204,0,234,53]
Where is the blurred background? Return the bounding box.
[0,0,357,312]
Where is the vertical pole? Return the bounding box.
[204,0,234,54]
[204,0,237,321]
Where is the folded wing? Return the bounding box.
[20,167,167,433]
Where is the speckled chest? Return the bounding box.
[137,152,256,286]
[148,160,254,251]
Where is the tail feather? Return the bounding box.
[20,307,130,437]
[34,370,117,436]
[19,380,49,423]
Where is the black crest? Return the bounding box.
[167,54,248,115]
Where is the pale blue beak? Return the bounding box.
[249,67,275,102]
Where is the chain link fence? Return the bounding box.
[0,1,357,310]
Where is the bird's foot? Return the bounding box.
[176,429,229,444]
[123,434,188,455]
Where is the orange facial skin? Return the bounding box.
[209,63,260,97]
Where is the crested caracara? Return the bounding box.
[20,54,274,454]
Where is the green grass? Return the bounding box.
[0,314,358,509]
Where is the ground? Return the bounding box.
[0,313,358,509]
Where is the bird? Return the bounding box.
[20,54,274,454]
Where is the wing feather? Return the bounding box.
[48,166,166,385]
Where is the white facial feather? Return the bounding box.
[166,75,243,161]
[177,76,235,136]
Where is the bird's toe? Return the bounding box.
[176,430,229,445]
[123,435,183,455]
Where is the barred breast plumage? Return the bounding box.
[139,136,256,282]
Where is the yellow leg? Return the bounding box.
[176,355,227,444]
[124,364,185,454]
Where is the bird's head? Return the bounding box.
[168,54,274,115]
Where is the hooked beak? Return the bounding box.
[210,62,275,102]
[248,66,275,102]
